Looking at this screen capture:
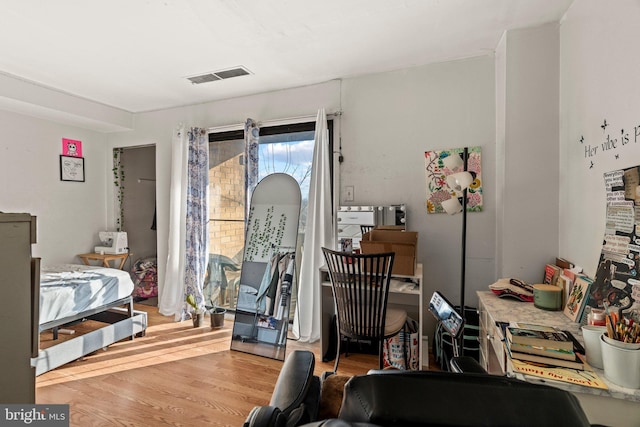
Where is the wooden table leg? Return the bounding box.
[117,254,129,270]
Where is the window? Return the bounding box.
[206,120,333,312]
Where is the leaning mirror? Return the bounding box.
[230,173,301,361]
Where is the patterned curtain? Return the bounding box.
[160,125,209,320]
[180,127,210,320]
[244,118,260,223]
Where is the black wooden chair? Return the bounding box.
[322,248,407,373]
[360,225,374,235]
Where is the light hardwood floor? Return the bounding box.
[36,304,402,426]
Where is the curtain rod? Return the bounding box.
[207,111,342,133]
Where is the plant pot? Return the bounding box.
[192,312,205,328]
[210,307,226,329]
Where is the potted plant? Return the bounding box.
[206,303,227,329]
[186,294,205,327]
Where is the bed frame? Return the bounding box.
[33,295,147,376]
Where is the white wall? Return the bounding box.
[0,109,108,264]
[560,1,640,276]
[340,56,496,333]
[498,23,560,282]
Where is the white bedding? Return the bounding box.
[39,264,135,326]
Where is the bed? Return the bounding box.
[33,264,147,375]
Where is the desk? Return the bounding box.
[320,264,426,369]
[477,291,640,427]
[77,252,130,270]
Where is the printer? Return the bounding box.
[94,231,128,254]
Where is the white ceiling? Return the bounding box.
[0,0,573,115]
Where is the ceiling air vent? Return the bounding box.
[186,66,252,85]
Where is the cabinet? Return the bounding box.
[320,264,427,369]
[0,213,38,403]
[477,293,506,374]
[477,290,640,427]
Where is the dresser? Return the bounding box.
[478,290,640,427]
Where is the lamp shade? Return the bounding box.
[442,197,462,215]
[446,172,473,192]
[442,154,463,170]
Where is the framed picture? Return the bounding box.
[60,155,85,182]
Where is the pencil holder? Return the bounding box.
[582,325,606,369]
[600,335,640,389]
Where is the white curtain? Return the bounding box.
[159,125,188,318]
[292,108,335,342]
[159,125,210,320]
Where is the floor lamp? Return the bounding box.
[441,147,473,356]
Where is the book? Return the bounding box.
[506,325,574,351]
[555,257,574,270]
[562,268,579,288]
[509,358,608,390]
[507,344,584,369]
[543,263,561,285]
[507,340,576,361]
[556,274,573,308]
[563,275,593,322]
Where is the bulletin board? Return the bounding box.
[587,166,640,321]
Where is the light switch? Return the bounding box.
[344,185,354,202]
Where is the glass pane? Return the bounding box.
[206,138,245,311]
[208,128,317,316]
[258,136,315,317]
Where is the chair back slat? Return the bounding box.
[322,248,395,341]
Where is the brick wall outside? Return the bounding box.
[209,152,245,261]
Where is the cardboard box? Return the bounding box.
[360,229,418,276]
[374,225,405,231]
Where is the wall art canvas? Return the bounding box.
[424,146,483,214]
[59,155,85,182]
[62,138,82,157]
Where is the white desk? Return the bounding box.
[477,291,640,427]
[320,264,426,369]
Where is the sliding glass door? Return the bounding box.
[207,121,332,313]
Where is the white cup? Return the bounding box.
[581,325,606,369]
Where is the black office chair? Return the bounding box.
[322,248,407,373]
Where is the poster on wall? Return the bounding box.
[424,146,483,214]
[586,166,640,321]
[62,138,82,157]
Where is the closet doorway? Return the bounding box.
[117,145,158,304]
